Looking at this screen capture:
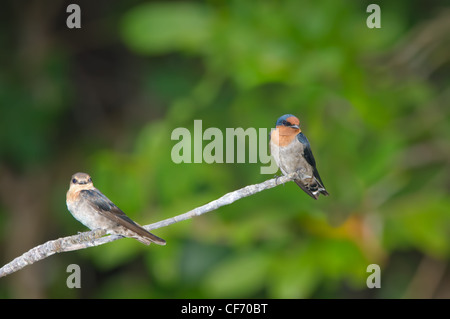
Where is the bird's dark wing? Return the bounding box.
[79,189,166,245]
[296,132,325,187]
[296,132,316,167]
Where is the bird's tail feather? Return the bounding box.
[294,179,329,200]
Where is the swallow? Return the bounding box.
[270,114,329,199]
[66,172,166,245]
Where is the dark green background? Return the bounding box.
[0,0,449,298]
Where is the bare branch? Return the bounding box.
[0,172,300,278]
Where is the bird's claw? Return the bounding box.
[274,174,285,186]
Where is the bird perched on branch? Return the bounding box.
[270,114,329,200]
[66,172,166,245]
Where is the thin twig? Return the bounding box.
[0,172,300,278]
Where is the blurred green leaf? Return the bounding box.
[384,195,450,257]
[121,2,213,54]
[202,250,270,297]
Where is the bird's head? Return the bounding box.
[275,114,301,135]
[70,172,93,188]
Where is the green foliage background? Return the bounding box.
[0,0,449,298]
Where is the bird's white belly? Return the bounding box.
[67,200,116,231]
[270,139,314,177]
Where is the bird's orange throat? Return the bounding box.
[66,184,92,202]
[66,188,80,203]
[272,126,301,147]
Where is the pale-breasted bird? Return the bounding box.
[66,172,166,245]
[270,114,329,199]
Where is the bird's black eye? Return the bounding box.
[72,178,77,184]
[285,121,292,126]
[88,178,92,183]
